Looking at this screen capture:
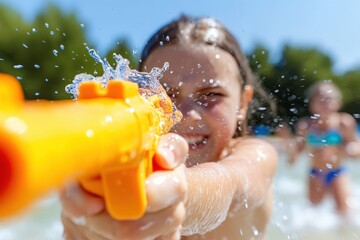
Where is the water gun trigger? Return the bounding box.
[80,151,160,220]
[80,164,148,220]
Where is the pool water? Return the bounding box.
[1,138,360,240]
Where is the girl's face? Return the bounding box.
[143,43,252,166]
[309,84,341,116]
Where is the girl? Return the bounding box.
[60,15,278,240]
[277,81,360,216]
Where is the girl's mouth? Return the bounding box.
[183,136,209,150]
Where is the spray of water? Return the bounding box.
[65,48,182,131]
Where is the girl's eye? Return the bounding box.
[195,92,224,106]
[204,92,223,97]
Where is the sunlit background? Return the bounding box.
[0,0,360,239]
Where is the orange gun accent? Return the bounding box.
[0,73,179,220]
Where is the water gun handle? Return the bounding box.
[80,154,154,220]
[75,80,160,220]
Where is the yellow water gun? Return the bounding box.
[0,73,180,220]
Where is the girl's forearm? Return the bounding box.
[344,141,360,158]
[181,162,236,236]
[180,140,277,236]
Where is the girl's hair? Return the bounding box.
[306,80,342,103]
[139,15,253,88]
[138,15,271,136]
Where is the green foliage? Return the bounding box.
[247,45,279,131]
[334,70,360,115]
[0,4,135,100]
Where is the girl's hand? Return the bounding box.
[59,133,188,240]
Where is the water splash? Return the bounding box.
[65,48,168,99]
[65,48,181,131]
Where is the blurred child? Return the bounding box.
[277,80,360,216]
[60,15,278,239]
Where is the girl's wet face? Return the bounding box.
[143,43,245,166]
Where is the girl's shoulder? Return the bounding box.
[337,112,357,132]
[229,136,277,153]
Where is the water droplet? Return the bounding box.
[13,65,23,69]
[34,64,40,69]
[326,163,333,169]
[53,49,58,56]
[50,31,54,35]
[32,28,37,32]
[290,108,298,114]
[60,44,65,50]
[159,41,164,46]
[251,226,259,236]
[80,24,85,29]
[22,44,28,48]
[45,23,49,28]
[165,35,170,41]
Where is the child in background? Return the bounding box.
[277,81,360,216]
[60,15,278,239]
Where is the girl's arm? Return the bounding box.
[276,122,306,165]
[181,137,278,235]
[340,113,360,158]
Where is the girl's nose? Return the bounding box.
[186,109,202,121]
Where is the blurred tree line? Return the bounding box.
[0,4,136,100]
[248,45,360,132]
[0,4,359,130]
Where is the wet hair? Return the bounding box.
[138,15,269,136]
[139,15,253,88]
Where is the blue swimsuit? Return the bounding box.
[307,129,345,186]
[306,129,343,147]
[310,167,346,187]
